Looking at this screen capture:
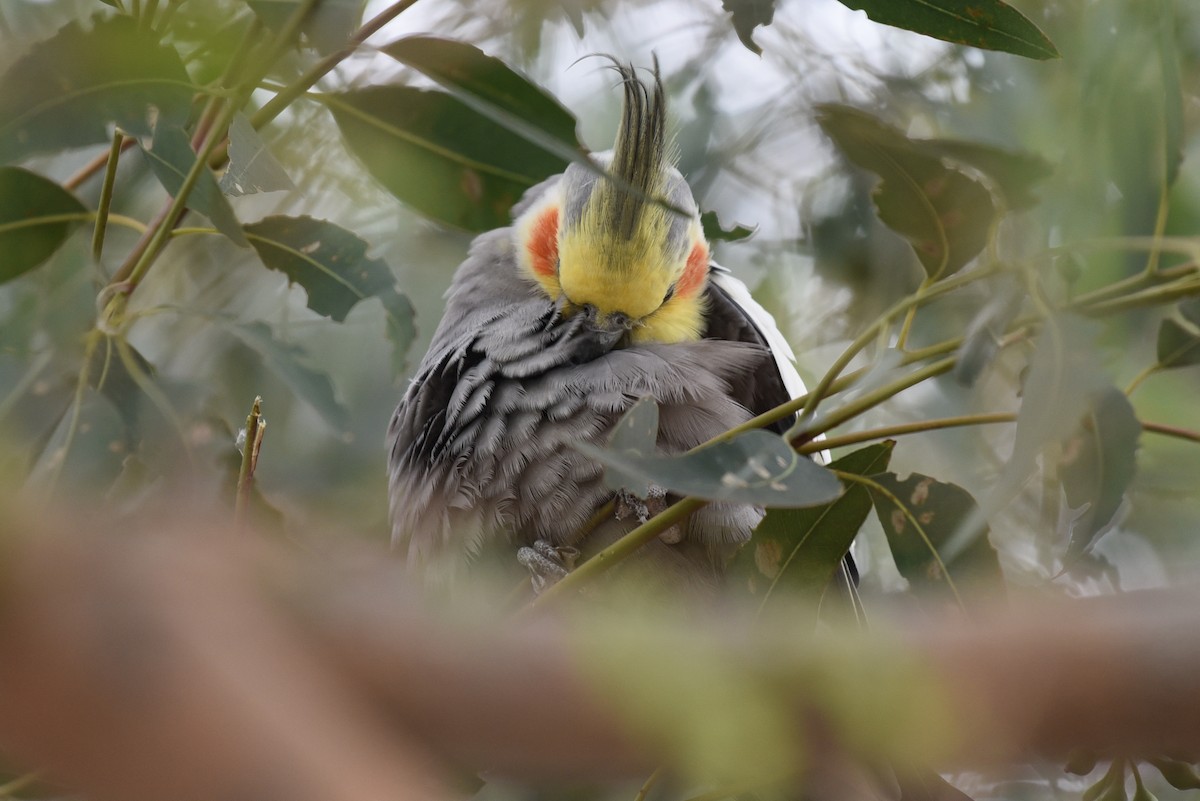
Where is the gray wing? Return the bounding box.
[387,229,771,584]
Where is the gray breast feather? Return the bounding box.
[387,228,772,577]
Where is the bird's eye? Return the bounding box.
[662,284,676,304]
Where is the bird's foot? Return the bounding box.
[615,484,682,543]
[517,539,581,595]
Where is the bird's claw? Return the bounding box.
[517,539,580,595]
[615,484,682,543]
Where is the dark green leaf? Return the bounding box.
[1065,750,1099,776]
[1156,318,1200,369]
[381,36,580,155]
[870,471,1003,605]
[0,167,86,283]
[1061,388,1140,556]
[1149,759,1200,791]
[577,430,843,508]
[327,86,568,231]
[836,0,1059,60]
[219,113,296,197]
[817,104,995,279]
[701,210,756,243]
[739,442,894,602]
[225,322,348,432]
[721,0,776,55]
[246,0,363,55]
[1181,299,1200,328]
[922,139,1051,211]
[141,127,248,247]
[0,15,193,163]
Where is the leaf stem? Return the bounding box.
[235,396,266,529]
[91,130,125,262]
[43,329,102,499]
[1124,365,1158,397]
[797,412,1016,454]
[1142,421,1200,445]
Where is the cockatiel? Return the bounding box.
[388,61,842,592]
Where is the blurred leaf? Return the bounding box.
[219,113,296,197]
[740,441,893,603]
[87,335,154,430]
[1156,318,1200,369]
[954,277,1023,386]
[1181,298,1200,328]
[225,322,348,432]
[701,210,756,243]
[577,430,842,508]
[1149,758,1200,791]
[0,15,193,162]
[817,104,996,280]
[327,86,568,231]
[1156,4,1184,188]
[922,139,1051,211]
[245,0,363,55]
[721,0,775,55]
[27,388,130,494]
[895,766,975,801]
[0,167,86,284]
[869,471,1003,605]
[602,397,660,496]
[990,315,1106,511]
[141,127,248,247]
[1061,388,1140,556]
[1065,750,1099,776]
[836,0,1059,60]
[381,36,580,155]
[1084,762,1128,801]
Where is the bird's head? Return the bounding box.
[513,60,710,348]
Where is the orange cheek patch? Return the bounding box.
[527,207,559,278]
[677,243,709,298]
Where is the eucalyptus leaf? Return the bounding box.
[0,167,86,284]
[141,127,248,247]
[327,86,568,231]
[219,113,296,197]
[721,0,775,55]
[1156,318,1200,369]
[27,388,130,494]
[0,15,193,163]
[577,430,842,508]
[922,139,1051,211]
[954,277,1023,387]
[602,397,661,497]
[739,441,893,603]
[836,0,1059,60]
[701,210,756,243]
[1149,758,1200,791]
[1060,388,1140,556]
[245,0,363,55]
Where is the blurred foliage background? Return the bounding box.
[2,0,1200,797]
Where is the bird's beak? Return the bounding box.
[567,303,631,362]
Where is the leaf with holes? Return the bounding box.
[721,0,776,54]
[817,104,996,280]
[577,430,842,508]
[141,127,248,247]
[739,441,893,606]
[701,210,756,243]
[246,0,363,55]
[220,113,296,197]
[0,15,193,163]
[0,167,86,283]
[327,86,569,232]
[1060,387,1140,556]
[837,0,1058,60]
[869,471,1003,607]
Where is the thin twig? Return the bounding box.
[235,396,266,528]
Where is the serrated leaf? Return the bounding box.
[1156,318,1200,369]
[739,442,894,604]
[225,322,348,432]
[327,86,568,232]
[577,430,842,508]
[0,167,86,283]
[870,471,1003,605]
[246,0,363,55]
[1061,388,1140,556]
[701,210,756,243]
[817,104,996,279]
[219,113,296,197]
[721,0,775,54]
[922,139,1051,211]
[141,127,248,247]
[0,15,193,163]
[837,0,1059,60]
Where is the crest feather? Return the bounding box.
[602,56,666,240]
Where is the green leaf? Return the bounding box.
[219,113,296,197]
[245,0,364,55]
[1156,318,1200,369]
[0,167,86,283]
[243,215,415,369]
[27,388,130,494]
[816,104,996,280]
[869,471,1003,606]
[721,0,776,55]
[577,430,843,508]
[954,278,1022,387]
[921,138,1051,211]
[140,127,248,247]
[1181,298,1200,328]
[739,442,894,603]
[326,86,569,231]
[602,397,661,497]
[701,210,756,244]
[225,322,349,432]
[0,15,193,163]
[1060,388,1140,556]
[1149,759,1200,791]
[836,0,1059,60]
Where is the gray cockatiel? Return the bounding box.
[387,61,843,592]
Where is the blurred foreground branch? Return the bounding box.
[0,508,1198,801]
